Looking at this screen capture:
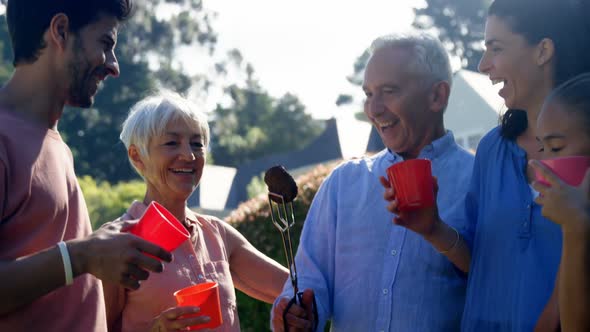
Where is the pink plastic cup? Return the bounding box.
[387,159,435,212]
[174,282,223,330]
[129,201,189,254]
[534,156,590,186]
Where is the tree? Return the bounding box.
[337,0,490,109]
[0,1,218,182]
[0,1,322,179]
[414,0,490,71]
[210,77,325,167]
[0,15,11,83]
[334,49,370,108]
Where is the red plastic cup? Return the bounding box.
[129,201,190,254]
[386,159,435,212]
[174,282,223,330]
[534,156,590,186]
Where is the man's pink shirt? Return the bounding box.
[0,110,106,331]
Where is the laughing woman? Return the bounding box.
[103,91,288,332]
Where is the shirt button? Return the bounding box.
[382,289,388,295]
[391,250,397,256]
[198,274,204,279]
[188,254,195,260]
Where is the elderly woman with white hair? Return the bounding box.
[103,91,288,332]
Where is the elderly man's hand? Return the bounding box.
[380,175,441,237]
[272,289,316,332]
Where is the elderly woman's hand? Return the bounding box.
[530,160,590,231]
[149,306,210,332]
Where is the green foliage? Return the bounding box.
[334,94,353,107]
[0,2,218,182]
[225,163,336,331]
[246,172,266,199]
[78,175,146,229]
[344,49,370,89]
[354,111,370,123]
[413,0,491,71]
[339,0,489,110]
[0,2,321,183]
[211,83,325,167]
[0,15,13,83]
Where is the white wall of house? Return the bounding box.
[445,70,506,151]
[198,164,237,211]
[336,115,373,160]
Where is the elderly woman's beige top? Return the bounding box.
[104,200,240,332]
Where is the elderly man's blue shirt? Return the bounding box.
[276,131,474,331]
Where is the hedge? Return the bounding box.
[226,162,336,331]
[79,175,146,229]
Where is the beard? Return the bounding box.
[66,39,104,108]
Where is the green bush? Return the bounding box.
[78,175,146,229]
[225,163,336,332]
[246,171,267,199]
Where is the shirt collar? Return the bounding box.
[385,130,456,162]
[125,200,148,220]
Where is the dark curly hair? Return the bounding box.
[6,0,133,66]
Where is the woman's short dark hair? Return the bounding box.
[6,0,133,66]
[544,72,590,135]
[487,0,590,140]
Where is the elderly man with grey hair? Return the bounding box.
[270,32,474,331]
